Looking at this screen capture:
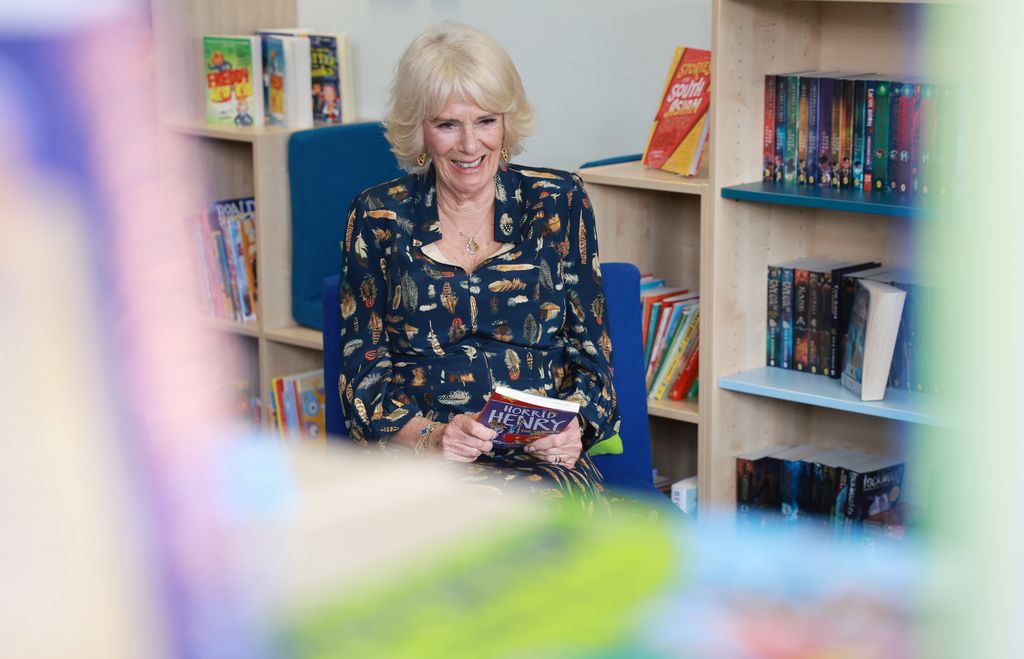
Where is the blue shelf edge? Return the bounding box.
[718,367,949,427]
[721,181,926,218]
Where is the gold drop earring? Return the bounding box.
[416,152,427,167]
[500,146,509,161]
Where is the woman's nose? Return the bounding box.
[458,124,479,152]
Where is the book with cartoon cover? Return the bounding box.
[477,386,579,449]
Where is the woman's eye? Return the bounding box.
[437,122,455,130]
[479,117,497,126]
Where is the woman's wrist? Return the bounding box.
[414,420,443,456]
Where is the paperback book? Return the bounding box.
[642,46,711,177]
[840,278,907,401]
[204,35,264,126]
[477,386,580,449]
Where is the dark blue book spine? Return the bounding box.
[780,458,803,522]
[817,77,834,188]
[767,265,782,367]
[774,76,787,184]
[780,266,795,369]
[807,77,820,186]
[784,75,800,184]
[852,79,867,190]
[888,280,913,390]
[888,80,903,192]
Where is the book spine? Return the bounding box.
[888,280,912,390]
[652,307,699,400]
[736,457,757,526]
[764,74,776,182]
[767,265,781,367]
[852,79,867,190]
[212,230,238,320]
[780,459,802,522]
[806,77,820,186]
[840,78,855,188]
[863,81,876,191]
[936,84,960,197]
[240,217,259,312]
[780,266,795,369]
[807,269,822,375]
[793,266,811,372]
[873,81,891,191]
[828,270,844,379]
[669,344,699,401]
[797,76,810,185]
[227,221,255,322]
[818,270,835,377]
[817,77,834,188]
[843,470,865,541]
[830,78,843,189]
[774,76,787,184]
[888,81,903,192]
[918,83,937,195]
[797,460,817,521]
[272,377,286,436]
[784,75,799,184]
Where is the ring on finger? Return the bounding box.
[553,454,561,465]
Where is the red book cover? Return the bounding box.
[642,46,711,176]
[668,344,700,401]
[477,386,580,449]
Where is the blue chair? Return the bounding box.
[321,262,657,495]
[288,122,404,331]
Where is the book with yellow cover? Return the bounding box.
[642,46,711,176]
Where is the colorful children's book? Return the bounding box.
[203,35,264,127]
[260,34,313,129]
[309,33,356,124]
[477,387,580,449]
[292,368,327,442]
[642,46,712,177]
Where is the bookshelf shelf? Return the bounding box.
[720,182,926,219]
[648,398,699,425]
[718,367,947,427]
[579,161,708,196]
[264,325,324,351]
[201,317,262,338]
[166,120,296,143]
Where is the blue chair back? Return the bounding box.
[589,262,655,491]
[322,262,656,492]
[289,122,404,331]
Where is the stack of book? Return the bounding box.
[185,196,258,323]
[203,30,355,128]
[270,368,327,443]
[640,274,700,402]
[765,259,931,401]
[763,72,961,197]
[736,445,915,546]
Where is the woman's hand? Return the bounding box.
[433,414,496,463]
[526,418,583,469]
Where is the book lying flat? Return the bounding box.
[477,386,579,450]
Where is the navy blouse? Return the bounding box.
[337,163,620,450]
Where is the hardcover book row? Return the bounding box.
[736,444,914,547]
[185,196,259,323]
[204,30,355,129]
[762,73,961,197]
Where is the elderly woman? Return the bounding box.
[338,22,620,501]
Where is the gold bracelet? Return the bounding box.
[414,421,440,456]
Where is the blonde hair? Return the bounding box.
[384,22,534,172]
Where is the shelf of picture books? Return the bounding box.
[640,274,700,424]
[718,258,947,426]
[725,69,963,218]
[735,443,921,549]
[262,340,327,441]
[202,29,357,130]
[185,195,260,328]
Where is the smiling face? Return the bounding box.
[422,97,504,199]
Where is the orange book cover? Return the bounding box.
[642,46,711,176]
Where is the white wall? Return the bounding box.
[298,0,711,171]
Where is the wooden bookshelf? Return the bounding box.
[580,161,706,482]
[704,0,962,508]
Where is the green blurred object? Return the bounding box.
[587,433,624,457]
[283,506,675,658]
